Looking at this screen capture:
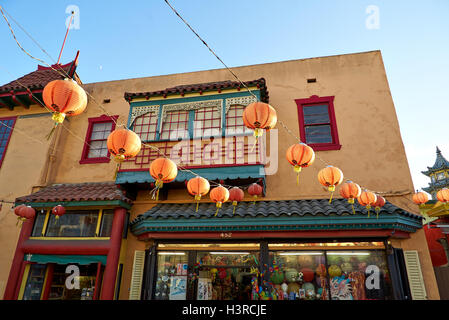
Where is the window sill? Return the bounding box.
[29,237,111,240]
[309,143,342,151]
[79,157,111,164]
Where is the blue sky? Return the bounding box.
[0,0,448,190]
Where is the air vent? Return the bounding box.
[103,99,111,103]
[307,78,317,83]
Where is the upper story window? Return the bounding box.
[437,172,446,181]
[134,112,158,141]
[0,117,16,168]
[160,110,190,140]
[31,209,116,238]
[295,95,341,151]
[80,115,118,164]
[194,106,221,138]
[225,105,252,135]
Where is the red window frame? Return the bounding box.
[225,105,252,135]
[194,107,221,138]
[0,116,17,168]
[133,112,158,141]
[160,110,189,140]
[295,95,341,151]
[79,114,118,164]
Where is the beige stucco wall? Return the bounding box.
[0,50,438,299]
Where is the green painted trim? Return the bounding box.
[15,200,132,210]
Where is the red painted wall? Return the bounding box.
[424,224,448,267]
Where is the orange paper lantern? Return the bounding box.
[286,143,315,185]
[210,186,230,216]
[318,166,344,203]
[339,180,362,214]
[229,187,244,214]
[42,79,88,128]
[248,183,263,204]
[107,129,142,162]
[357,190,377,218]
[437,188,449,203]
[242,102,277,138]
[187,177,210,212]
[412,191,429,205]
[149,158,178,200]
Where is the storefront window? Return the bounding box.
[268,251,329,300]
[155,252,189,300]
[31,211,47,237]
[326,250,393,300]
[48,264,100,300]
[22,264,46,300]
[45,210,99,237]
[99,210,114,237]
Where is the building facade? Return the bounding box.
[0,50,440,300]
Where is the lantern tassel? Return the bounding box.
[376,207,380,219]
[113,162,120,180]
[233,205,236,215]
[214,202,222,217]
[196,201,199,213]
[352,203,355,215]
[328,191,334,204]
[46,123,58,140]
[367,205,371,218]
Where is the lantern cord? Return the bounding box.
[45,124,58,140]
[214,207,219,217]
[233,205,236,215]
[328,192,334,204]
[196,201,199,213]
[351,203,356,215]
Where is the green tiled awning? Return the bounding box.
[24,254,107,265]
[116,165,265,184]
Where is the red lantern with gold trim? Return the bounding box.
[210,186,229,216]
[229,187,244,214]
[52,205,66,220]
[318,166,344,203]
[149,158,178,201]
[286,143,315,185]
[357,190,377,218]
[187,177,210,212]
[372,195,386,219]
[248,183,263,204]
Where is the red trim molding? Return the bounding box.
[295,95,341,151]
[137,229,410,241]
[0,116,17,168]
[79,114,118,164]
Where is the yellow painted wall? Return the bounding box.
[0,51,438,299]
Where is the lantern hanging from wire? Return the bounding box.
[437,188,449,203]
[286,143,315,185]
[52,205,66,220]
[339,180,362,214]
[318,166,344,203]
[187,176,210,212]
[210,185,229,216]
[248,183,263,205]
[13,204,26,226]
[13,205,35,226]
[357,190,377,218]
[107,128,142,178]
[42,79,88,139]
[149,158,178,201]
[372,195,386,219]
[229,187,244,214]
[412,191,429,206]
[242,102,277,151]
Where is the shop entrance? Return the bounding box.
[150,240,395,300]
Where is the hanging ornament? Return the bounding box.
[412,191,429,205]
[437,188,449,203]
[317,166,344,203]
[339,180,362,215]
[13,204,26,226]
[229,187,244,214]
[107,128,142,178]
[286,143,315,185]
[14,205,35,226]
[52,205,66,220]
[42,79,88,139]
[248,183,263,205]
[149,158,178,201]
[242,102,277,151]
[357,190,377,218]
[210,185,229,216]
[187,176,210,212]
[372,195,386,219]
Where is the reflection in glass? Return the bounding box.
[155,251,188,300]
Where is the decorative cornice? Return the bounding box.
[225,95,257,114]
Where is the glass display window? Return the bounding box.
[22,264,46,300]
[155,252,189,300]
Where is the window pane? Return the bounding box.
[87,141,107,158]
[225,105,251,135]
[161,111,189,140]
[303,105,330,125]
[31,211,47,237]
[155,252,189,300]
[45,211,99,237]
[22,264,46,300]
[100,210,114,237]
[305,125,332,144]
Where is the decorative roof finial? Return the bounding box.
[437,146,442,154]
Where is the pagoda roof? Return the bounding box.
[422,147,449,176]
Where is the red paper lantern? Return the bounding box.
[286,143,315,185]
[229,187,244,214]
[372,195,386,219]
[107,128,142,162]
[149,158,178,200]
[242,102,277,138]
[318,166,344,203]
[52,205,66,220]
[248,183,263,204]
[339,180,362,214]
[357,190,377,218]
